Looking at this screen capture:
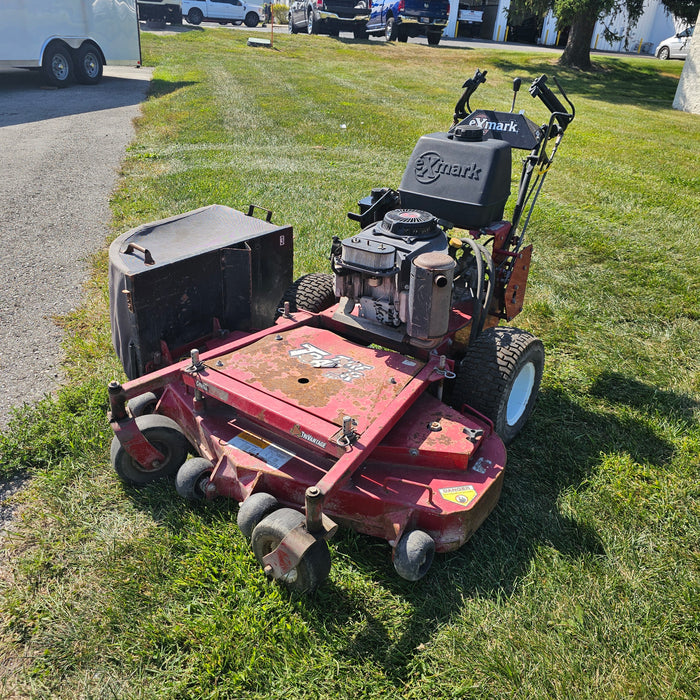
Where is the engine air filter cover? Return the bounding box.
[378,209,440,239]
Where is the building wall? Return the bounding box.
[490,0,688,54]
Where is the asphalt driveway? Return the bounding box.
[0,65,152,429]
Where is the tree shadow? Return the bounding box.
[488,54,681,108]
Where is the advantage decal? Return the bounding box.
[289,343,373,383]
[414,151,481,185]
[290,424,327,449]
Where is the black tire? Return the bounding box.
[275,272,336,320]
[251,508,331,593]
[127,392,158,418]
[110,415,189,486]
[288,14,297,33]
[42,42,74,87]
[426,31,441,46]
[237,492,280,539]
[353,28,368,39]
[393,530,435,581]
[398,30,408,43]
[657,46,670,60]
[175,457,214,500]
[385,16,398,41]
[74,44,103,85]
[452,327,544,445]
[244,12,259,27]
[307,9,317,34]
[187,8,203,25]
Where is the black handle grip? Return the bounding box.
[529,75,572,130]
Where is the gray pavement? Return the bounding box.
[0,65,152,429]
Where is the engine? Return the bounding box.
[331,209,456,347]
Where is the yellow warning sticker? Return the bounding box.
[439,485,478,507]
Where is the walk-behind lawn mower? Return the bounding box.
[107,71,575,592]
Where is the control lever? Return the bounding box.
[510,77,522,113]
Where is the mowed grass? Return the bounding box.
[1,29,699,698]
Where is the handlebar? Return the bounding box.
[528,74,575,131]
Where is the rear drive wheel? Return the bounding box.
[251,508,331,593]
[110,415,189,486]
[74,44,103,84]
[237,492,280,539]
[275,272,336,320]
[175,458,214,500]
[244,12,259,27]
[452,327,544,444]
[187,8,203,24]
[393,530,435,581]
[385,16,398,41]
[42,42,74,87]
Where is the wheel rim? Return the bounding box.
[506,361,536,426]
[132,438,171,474]
[52,54,70,81]
[307,14,313,33]
[83,53,99,79]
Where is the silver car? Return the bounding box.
[656,25,694,60]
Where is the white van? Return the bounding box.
[0,0,141,87]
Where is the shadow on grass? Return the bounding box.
[489,55,681,107]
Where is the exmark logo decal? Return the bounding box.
[289,343,373,383]
[414,151,481,184]
[468,116,520,133]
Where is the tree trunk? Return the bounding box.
[558,11,598,69]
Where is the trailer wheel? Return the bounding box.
[237,492,280,539]
[353,28,368,39]
[244,12,260,27]
[74,44,103,85]
[251,508,331,593]
[175,458,214,500]
[127,392,158,418]
[42,42,74,87]
[452,327,544,444]
[187,8,204,25]
[110,415,189,486]
[393,530,435,581]
[275,272,336,320]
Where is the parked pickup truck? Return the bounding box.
[183,0,263,26]
[366,0,448,44]
[288,0,371,38]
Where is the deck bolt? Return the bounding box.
[263,565,273,576]
[216,360,224,367]
[275,334,283,341]
[428,421,442,432]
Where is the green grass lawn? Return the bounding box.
[1,29,699,698]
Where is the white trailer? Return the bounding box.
[0,0,141,87]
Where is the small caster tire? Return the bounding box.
[251,508,331,593]
[237,492,280,539]
[110,414,189,486]
[127,392,158,418]
[175,458,214,500]
[393,529,435,581]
